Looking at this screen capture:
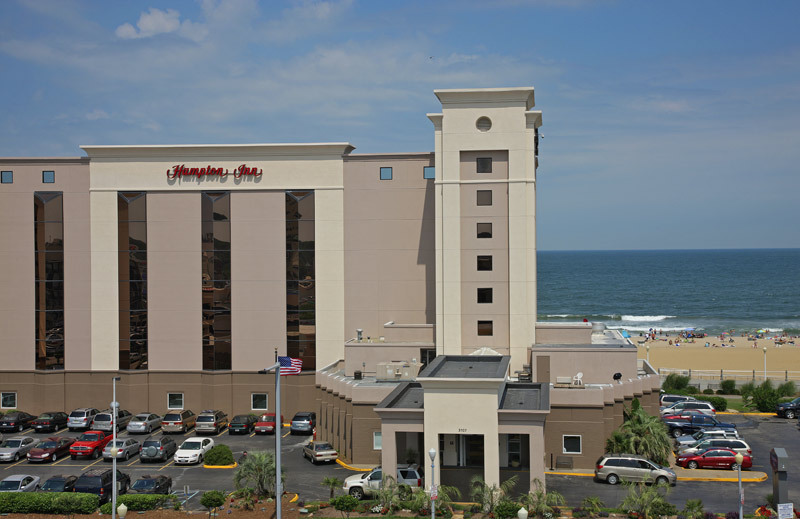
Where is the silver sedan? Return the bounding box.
[0,437,36,463]
[102,439,140,461]
[127,413,161,434]
[0,474,40,492]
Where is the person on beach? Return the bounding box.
[705,342,710,348]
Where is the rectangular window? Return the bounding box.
[251,393,268,411]
[507,434,522,467]
[477,223,492,239]
[379,167,393,180]
[423,166,435,179]
[202,192,232,371]
[478,321,493,336]
[286,191,316,371]
[476,190,492,206]
[563,435,582,454]
[0,171,12,184]
[118,192,148,370]
[1,392,17,409]
[477,255,492,271]
[476,158,492,173]
[477,288,493,304]
[34,192,64,370]
[373,431,382,450]
[167,393,184,410]
[42,171,55,183]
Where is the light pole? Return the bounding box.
[735,452,744,519]
[763,347,768,381]
[111,376,121,519]
[428,448,436,519]
[258,357,282,519]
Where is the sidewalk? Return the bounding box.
[545,467,768,483]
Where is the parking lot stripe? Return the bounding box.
[4,458,27,470]
[282,431,290,438]
[82,457,104,470]
[53,456,69,466]
[20,429,33,435]
[249,432,256,438]
[158,460,175,471]
[215,430,227,437]
[126,459,138,466]
[183,430,194,437]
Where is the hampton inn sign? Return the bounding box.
[166,163,263,180]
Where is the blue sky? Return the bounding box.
[1,0,798,250]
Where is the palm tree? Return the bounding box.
[519,479,565,519]
[322,476,343,499]
[470,474,519,514]
[605,430,631,454]
[233,450,284,498]
[620,406,672,466]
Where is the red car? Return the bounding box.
[254,413,284,434]
[661,410,706,421]
[69,430,112,460]
[675,448,752,470]
[27,437,75,463]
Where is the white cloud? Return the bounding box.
[115,7,206,41]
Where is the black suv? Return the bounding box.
[41,475,77,492]
[139,436,178,463]
[776,397,800,419]
[73,469,130,503]
[129,475,172,494]
[228,415,257,434]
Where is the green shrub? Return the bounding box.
[777,381,796,398]
[99,494,170,514]
[683,499,704,519]
[720,380,738,395]
[750,380,780,412]
[330,495,359,519]
[204,444,235,466]
[685,385,700,394]
[702,388,714,394]
[662,374,690,392]
[494,499,521,519]
[650,500,678,518]
[0,492,99,514]
[696,396,728,412]
[201,490,226,512]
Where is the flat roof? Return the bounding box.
[499,382,550,411]
[418,355,509,379]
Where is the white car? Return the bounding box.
[173,438,214,465]
[0,474,40,492]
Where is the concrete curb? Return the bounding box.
[545,471,594,477]
[203,462,238,469]
[336,459,371,471]
[717,412,775,416]
[545,470,769,483]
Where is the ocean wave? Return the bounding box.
[620,315,676,322]
[542,314,621,320]
[607,325,688,333]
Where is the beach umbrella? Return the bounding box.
[758,329,766,333]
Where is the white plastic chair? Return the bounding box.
[572,372,584,386]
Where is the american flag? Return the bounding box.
[278,356,302,375]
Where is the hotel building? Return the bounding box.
[0,87,658,493]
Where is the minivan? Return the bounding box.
[290,412,316,434]
[161,410,196,434]
[660,401,716,416]
[677,438,751,457]
[68,408,99,432]
[594,454,676,486]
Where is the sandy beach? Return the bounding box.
[633,332,800,378]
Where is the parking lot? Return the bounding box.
[0,424,361,507]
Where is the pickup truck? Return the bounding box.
[69,430,113,459]
[663,415,736,438]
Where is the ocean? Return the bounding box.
[537,249,800,336]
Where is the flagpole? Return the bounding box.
[275,348,282,519]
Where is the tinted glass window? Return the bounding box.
[604,458,620,467]
[163,414,181,421]
[423,166,435,179]
[477,223,492,238]
[197,416,214,422]
[477,256,492,271]
[476,190,492,206]
[476,158,492,173]
[379,167,392,180]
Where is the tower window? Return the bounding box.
[477,256,492,271]
[477,288,493,304]
[478,321,493,336]
[476,190,492,206]
[477,223,492,238]
[380,167,393,180]
[476,158,492,173]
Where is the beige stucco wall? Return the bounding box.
[531,347,639,385]
[535,322,593,344]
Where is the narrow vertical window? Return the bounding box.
[423,166,435,179]
[42,171,55,183]
[118,192,148,369]
[34,192,64,369]
[476,190,492,206]
[202,192,231,370]
[0,171,12,183]
[286,191,315,371]
[379,167,393,180]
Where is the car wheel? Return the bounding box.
[199,455,204,464]
[655,476,668,486]
[786,410,796,419]
[124,451,130,461]
[606,474,619,485]
[672,429,683,438]
[349,487,364,500]
[51,453,57,462]
[310,455,316,465]
[17,425,23,432]
[12,453,19,462]
[730,462,740,470]
[688,461,699,469]
[92,449,100,460]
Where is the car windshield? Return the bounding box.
[315,443,333,450]
[77,477,101,486]
[69,411,87,418]
[180,442,202,450]
[0,481,20,490]
[42,480,65,491]
[132,479,156,489]
[38,414,54,419]
[36,442,58,449]
[164,414,181,421]
[143,441,161,448]
[135,414,150,421]
[0,440,21,448]
[111,441,127,448]
[197,416,214,422]
[259,414,274,421]
[232,416,249,422]
[78,434,100,442]
[95,414,111,421]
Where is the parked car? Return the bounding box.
[663,415,737,438]
[69,430,113,460]
[0,437,37,463]
[303,441,338,464]
[343,465,423,500]
[27,437,75,463]
[92,410,133,433]
[0,412,36,433]
[660,409,707,421]
[677,438,752,457]
[161,410,196,434]
[255,413,284,434]
[129,475,172,494]
[660,401,716,417]
[594,454,676,486]
[127,413,162,434]
[290,412,316,434]
[660,394,696,407]
[139,436,178,463]
[40,474,77,492]
[0,474,40,492]
[174,437,214,465]
[674,429,740,450]
[31,412,69,432]
[68,408,100,431]
[675,448,752,470]
[775,397,800,419]
[103,439,141,461]
[74,468,130,503]
[195,410,228,435]
[228,415,257,434]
